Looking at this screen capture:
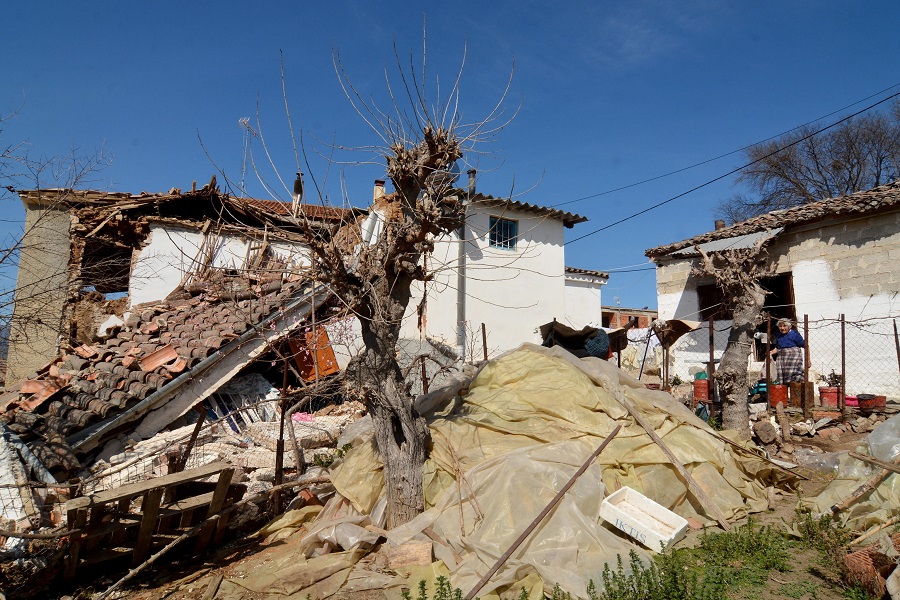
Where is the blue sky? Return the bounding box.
[4,1,900,310]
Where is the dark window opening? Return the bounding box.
[489,216,518,250]
[80,241,131,295]
[697,283,731,321]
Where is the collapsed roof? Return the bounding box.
[0,275,331,480]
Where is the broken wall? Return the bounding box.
[6,199,72,384]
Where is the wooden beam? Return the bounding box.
[132,487,164,565]
[616,396,731,530]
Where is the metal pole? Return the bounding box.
[893,319,900,382]
[803,314,810,419]
[638,332,652,380]
[421,355,429,395]
[841,314,847,423]
[765,317,771,415]
[481,323,488,362]
[175,403,207,473]
[274,356,289,514]
[708,318,716,403]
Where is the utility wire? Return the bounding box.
[552,81,900,209]
[566,89,900,246]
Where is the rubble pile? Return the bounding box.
[197,344,790,600]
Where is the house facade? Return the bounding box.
[646,181,900,399]
[400,176,608,359]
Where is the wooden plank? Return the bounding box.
[67,462,230,510]
[64,508,88,579]
[202,573,224,600]
[132,487,164,566]
[194,468,234,553]
[616,396,731,531]
[110,497,133,547]
[849,452,900,475]
[214,484,246,545]
[831,454,900,514]
[160,491,216,516]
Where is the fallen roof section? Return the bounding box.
[0,275,332,480]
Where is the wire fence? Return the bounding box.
[627,313,900,403]
[805,315,900,399]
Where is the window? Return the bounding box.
[489,216,518,250]
[696,283,731,321]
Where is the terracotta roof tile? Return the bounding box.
[1,276,315,479]
[646,179,900,258]
[236,198,354,222]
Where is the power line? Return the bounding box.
[566,89,900,246]
[552,80,900,209]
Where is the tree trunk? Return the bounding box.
[715,285,766,433]
[344,274,429,529]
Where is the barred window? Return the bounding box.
[489,216,518,250]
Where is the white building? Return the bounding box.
[646,181,900,399]
[401,174,608,359]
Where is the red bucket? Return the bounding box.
[769,384,788,408]
[693,379,709,401]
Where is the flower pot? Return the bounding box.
[819,386,840,408]
[857,394,877,412]
[769,384,788,408]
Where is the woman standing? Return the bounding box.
[770,318,805,383]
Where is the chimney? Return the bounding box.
[714,219,726,231]
[467,169,476,196]
[373,180,385,202]
[292,172,304,218]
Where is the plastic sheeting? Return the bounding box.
[328,344,772,598]
[802,415,900,533]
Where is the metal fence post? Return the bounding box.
[803,315,810,419]
[840,313,846,423]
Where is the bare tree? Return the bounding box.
[227,43,513,528]
[717,102,900,223]
[692,239,774,433]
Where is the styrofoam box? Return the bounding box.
[599,486,689,552]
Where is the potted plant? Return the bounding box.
[818,370,842,407]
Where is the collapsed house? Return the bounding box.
[188,344,789,600]
[0,181,359,523]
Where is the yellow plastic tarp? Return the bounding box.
[330,344,772,598]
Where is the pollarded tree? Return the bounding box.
[692,239,773,433]
[249,45,511,528]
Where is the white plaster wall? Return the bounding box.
[269,241,312,270]
[130,226,204,306]
[563,275,605,328]
[401,206,568,358]
[463,206,567,355]
[130,225,311,307]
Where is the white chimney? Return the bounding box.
[373,180,386,202]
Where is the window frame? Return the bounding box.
[488,216,518,250]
